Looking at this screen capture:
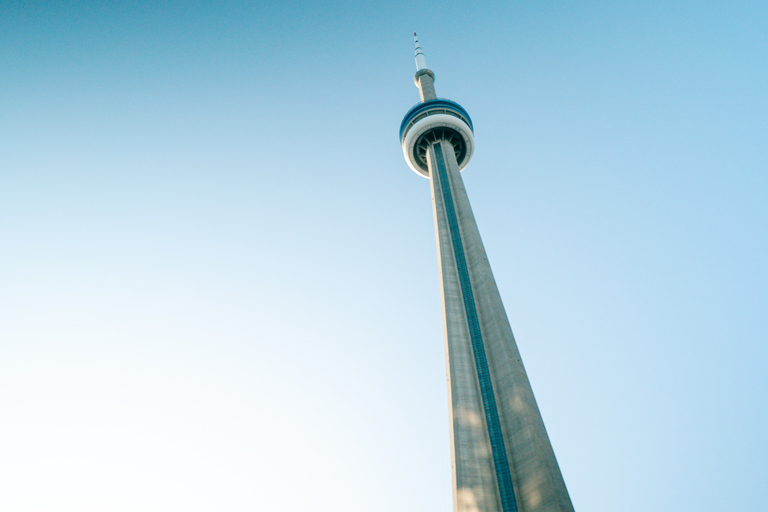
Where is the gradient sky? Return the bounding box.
[2,1,767,511]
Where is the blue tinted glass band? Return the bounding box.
[433,143,519,512]
[399,99,474,141]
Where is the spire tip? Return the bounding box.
[414,33,427,70]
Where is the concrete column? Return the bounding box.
[416,69,437,101]
[427,139,574,512]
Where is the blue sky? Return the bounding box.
[2,1,767,511]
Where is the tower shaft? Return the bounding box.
[416,69,437,102]
[401,36,574,512]
[427,140,574,512]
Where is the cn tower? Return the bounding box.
[400,35,575,512]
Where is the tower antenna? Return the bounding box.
[414,33,428,70]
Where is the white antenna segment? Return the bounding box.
[414,33,428,70]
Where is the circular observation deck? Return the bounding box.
[400,99,474,178]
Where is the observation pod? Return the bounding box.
[400,99,475,178]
